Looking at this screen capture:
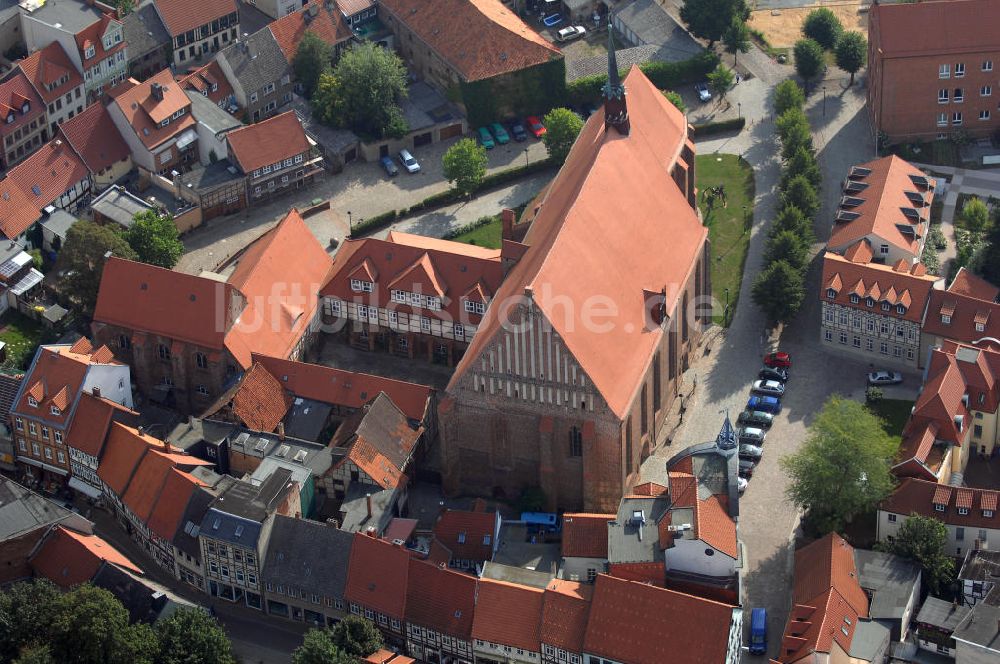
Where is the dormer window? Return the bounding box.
[826,288,837,299]
[959,507,970,515]
[464,300,486,315]
[976,323,985,332]
[896,305,906,315]
[850,294,860,304]
[211,83,219,92]
[6,112,14,124]
[160,118,169,127]
[934,502,946,512]
[985,510,994,517]
[50,405,60,416]
[85,46,95,59]
[350,279,373,293]
[27,396,37,407]
[942,315,952,324]
[881,302,891,311]
[20,101,29,114]
[866,297,875,307]
[114,32,122,44]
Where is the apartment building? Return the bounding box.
[0,70,47,170]
[17,42,86,137]
[869,0,1000,144]
[121,3,171,81]
[152,0,239,66]
[64,390,138,497]
[58,102,133,191]
[344,532,412,646]
[404,558,477,664]
[216,28,293,123]
[921,267,1000,368]
[10,339,132,488]
[225,111,323,202]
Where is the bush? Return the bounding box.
[443,215,500,240]
[773,79,805,115]
[928,225,948,251]
[692,117,746,136]
[921,243,941,275]
[865,386,884,403]
[350,209,398,236]
[793,38,826,83]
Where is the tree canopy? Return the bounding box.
[977,215,1000,287]
[793,38,826,86]
[882,514,956,595]
[61,221,138,315]
[961,196,991,234]
[329,615,383,658]
[680,0,750,47]
[803,8,843,50]
[154,608,235,664]
[123,210,183,269]
[764,229,810,273]
[293,629,354,664]
[47,584,158,664]
[442,138,488,197]
[782,145,822,189]
[722,17,751,66]
[780,397,898,534]
[770,205,811,239]
[541,107,584,165]
[782,175,821,220]
[293,32,332,97]
[707,64,735,100]
[835,31,867,85]
[751,259,806,324]
[312,42,409,140]
[773,79,805,115]
[663,90,686,113]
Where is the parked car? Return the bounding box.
[749,608,768,656]
[526,115,547,139]
[398,148,420,174]
[739,458,756,478]
[490,122,510,145]
[868,370,903,386]
[556,25,587,42]
[509,120,528,142]
[695,82,711,102]
[379,155,399,176]
[752,379,785,397]
[747,395,781,414]
[759,366,789,383]
[739,427,767,446]
[737,476,748,494]
[763,351,792,369]
[543,13,563,27]
[738,410,774,429]
[477,126,495,149]
[739,443,764,461]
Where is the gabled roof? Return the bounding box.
[584,574,735,664]
[110,70,194,150]
[378,0,561,82]
[74,14,126,68]
[871,0,1000,58]
[17,42,83,104]
[0,138,90,239]
[344,533,411,619]
[0,70,45,137]
[431,508,496,563]
[64,391,138,457]
[153,0,237,37]
[472,577,544,652]
[820,251,939,323]
[882,477,1000,530]
[252,354,433,422]
[949,267,999,302]
[449,66,704,418]
[218,28,289,98]
[561,513,614,559]
[331,393,421,490]
[268,1,353,63]
[541,579,592,653]
[179,61,234,107]
[404,558,477,639]
[122,3,171,58]
[146,467,204,542]
[226,111,311,174]
[229,362,294,433]
[828,156,932,258]
[923,270,1000,345]
[0,182,39,241]
[262,514,355,600]
[59,102,132,175]
[30,526,140,589]
[97,422,178,496]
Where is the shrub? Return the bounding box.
[692,117,746,136]
[773,79,805,115]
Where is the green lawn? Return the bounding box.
[890,140,962,168]
[697,154,755,325]
[0,312,48,369]
[451,217,502,249]
[866,398,915,439]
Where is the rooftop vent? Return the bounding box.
[253,437,267,452]
[276,444,290,458]
[293,449,308,463]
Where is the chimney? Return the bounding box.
[162,439,170,452]
[137,426,144,435]
[366,493,372,520]
[276,421,285,440]
[501,208,516,241]
[91,386,101,398]
[150,82,164,101]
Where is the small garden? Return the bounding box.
[865,397,915,439]
[0,311,52,370]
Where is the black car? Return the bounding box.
[738,458,756,479]
[758,366,789,383]
[509,120,528,142]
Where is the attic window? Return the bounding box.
[849,166,872,179]
[942,315,952,324]
[27,396,37,407]
[234,525,244,538]
[457,532,466,544]
[959,507,969,515]
[934,503,946,512]
[901,207,921,221]
[31,185,41,196]
[865,297,875,308]
[826,288,836,299]
[977,323,985,332]
[896,305,906,315]
[841,626,849,636]
[836,210,860,222]
[50,406,61,416]
[985,510,994,517]
[841,196,864,208]
[213,517,221,529]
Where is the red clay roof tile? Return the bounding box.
[871,0,1000,57]
[230,363,294,433]
[65,392,138,457]
[472,577,543,652]
[226,111,311,175]
[154,0,237,37]
[404,558,476,639]
[541,579,592,654]
[345,533,411,619]
[820,252,939,323]
[561,513,614,559]
[432,509,496,564]
[31,526,140,589]
[58,103,131,175]
[17,42,83,105]
[268,1,353,63]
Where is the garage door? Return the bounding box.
[413,132,432,147]
[440,123,464,140]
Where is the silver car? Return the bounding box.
[739,443,764,460]
[751,379,785,397]
[868,370,903,386]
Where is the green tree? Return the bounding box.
[293,32,332,97]
[793,38,826,88]
[442,138,488,197]
[154,608,235,664]
[0,580,61,662]
[541,107,584,165]
[781,145,822,189]
[49,585,158,664]
[780,121,814,160]
[722,17,751,67]
[782,175,820,220]
[293,629,355,664]
[775,107,810,145]
[961,196,991,234]
[773,79,806,115]
[802,7,843,50]
[770,205,811,239]
[977,218,1000,287]
[14,644,55,664]
[663,90,687,113]
[765,230,810,273]
[680,0,750,47]
[781,397,898,534]
[314,42,409,139]
[123,210,183,269]
[330,615,383,658]
[61,221,137,314]
[835,31,867,85]
[115,0,135,16]
[751,259,806,323]
[882,514,956,595]
[707,64,735,100]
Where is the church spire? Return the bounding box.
[715,412,737,451]
[602,24,629,136]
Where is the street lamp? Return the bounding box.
[347,210,353,237]
[524,147,529,168]
[822,85,827,117]
[724,288,730,324]
[737,101,742,120]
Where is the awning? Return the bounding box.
[68,476,102,498]
[175,128,197,150]
[10,268,43,296]
[18,456,68,476]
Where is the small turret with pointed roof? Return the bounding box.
[715,412,737,451]
[602,24,629,136]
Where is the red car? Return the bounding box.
[526,116,546,139]
[763,352,792,369]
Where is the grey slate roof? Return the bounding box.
[0,477,73,540]
[848,619,890,661]
[567,44,662,83]
[339,483,395,534]
[186,90,241,136]
[330,392,419,472]
[123,3,171,58]
[201,468,296,546]
[953,586,1000,650]
[173,485,216,558]
[219,29,289,96]
[167,417,238,453]
[261,514,354,599]
[91,185,155,228]
[916,596,971,631]
[854,548,921,620]
[0,373,23,423]
[959,549,1000,582]
[614,0,702,58]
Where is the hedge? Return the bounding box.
[692,117,746,136]
[566,51,719,107]
[442,214,500,241]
